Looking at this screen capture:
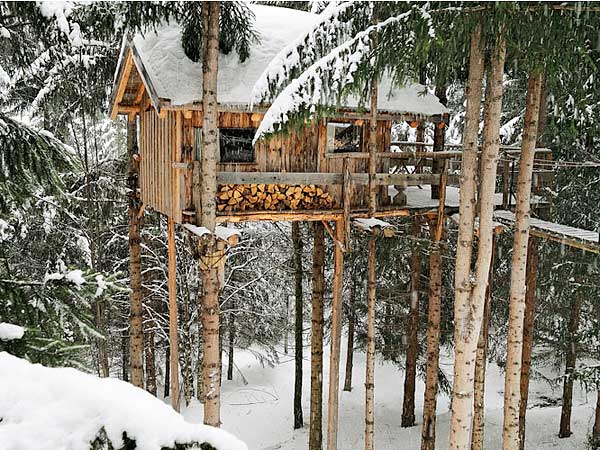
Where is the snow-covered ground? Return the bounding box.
[182,341,595,450]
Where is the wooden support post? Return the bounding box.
[342,157,351,248]
[365,236,377,450]
[167,216,180,412]
[326,218,345,450]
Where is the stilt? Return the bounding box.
[309,222,325,450]
[365,236,377,450]
[167,216,180,412]
[326,218,345,450]
[471,232,498,450]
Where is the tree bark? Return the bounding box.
[558,290,583,438]
[293,222,304,429]
[143,271,157,396]
[431,83,448,200]
[402,218,420,427]
[502,70,543,450]
[326,219,345,450]
[128,116,144,388]
[309,222,325,450]
[518,77,547,450]
[343,277,356,392]
[199,1,222,428]
[365,237,377,450]
[518,237,539,450]
[448,23,485,450]
[121,327,129,382]
[421,218,445,450]
[164,346,170,399]
[593,390,600,443]
[471,234,497,450]
[227,305,235,381]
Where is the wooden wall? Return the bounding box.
[139,109,182,222]
[139,108,393,222]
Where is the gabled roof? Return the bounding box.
[110,5,448,119]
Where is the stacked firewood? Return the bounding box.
[217,184,336,212]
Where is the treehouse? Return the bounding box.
[108,5,467,226]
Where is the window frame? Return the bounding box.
[325,120,365,155]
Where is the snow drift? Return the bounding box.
[0,352,247,450]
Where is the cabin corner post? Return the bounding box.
[167,216,181,412]
[326,218,346,450]
[127,114,145,388]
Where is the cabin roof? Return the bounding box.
[110,5,447,118]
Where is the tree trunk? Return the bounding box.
[164,346,170,399]
[144,273,157,396]
[471,234,497,450]
[431,83,447,200]
[326,219,345,450]
[365,237,377,450]
[128,116,144,388]
[309,222,325,450]
[518,77,547,450]
[121,327,129,382]
[518,237,539,450]
[448,23,485,450]
[199,1,222,428]
[593,390,600,443]
[293,222,304,429]
[558,290,583,438]
[502,70,543,450]
[227,305,235,381]
[402,218,420,427]
[284,296,289,354]
[421,218,444,450]
[343,277,356,392]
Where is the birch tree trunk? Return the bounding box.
[593,390,600,443]
[199,0,222,427]
[558,290,583,438]
[293,222,304,429]
[343,277,356,392]
[471,234,497,450]
[309,222,325,450]
[127,116,144,388]
[421,218,444,450]
[519,79,547,450]
[402,219,421,427]
[501,70,543,450]
[448,23,485,450]
[365,237,377,450]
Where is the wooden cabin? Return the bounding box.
[109,5,454,225]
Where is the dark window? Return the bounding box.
[219,128,255,163]
[326,122,363,153]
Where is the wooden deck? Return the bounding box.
[493,210,599,254]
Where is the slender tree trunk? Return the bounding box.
[180,291,194,406]
[471,234,497,450]
[293,222,304,429]
[593,390,600,444]
[448,23,485,450]
[431,83,448,200]
[121,327,129,382]
[144,273,157,396]
[168,218,180,412]
[365,237,377,450]
[343,277,356,392]
[284,296,289,354]
[402,219,420,427]
[309,222,325,450]
[518,237,539,450]
[421,218,444,450]
[326,219,345,450]
[502,70,543,450]
[197,338,204,402]
[128,116,144,388]
[559,290,583,438]
[164,346,171,399]
[199,1,222,428]
[227,305,235,381]
[518,78,547,450]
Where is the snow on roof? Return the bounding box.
[130,5,447,116]
[0,352,247,450]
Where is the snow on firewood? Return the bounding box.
[0,352,247,450]
[0,323,25,341]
